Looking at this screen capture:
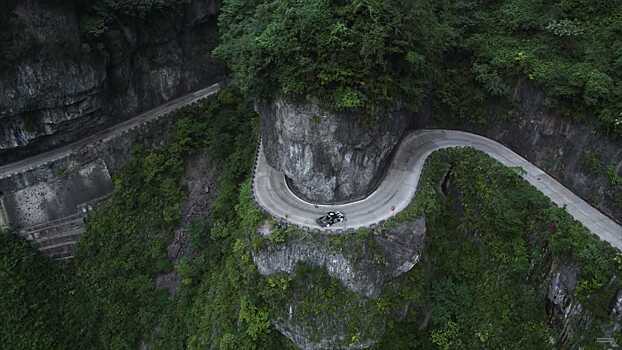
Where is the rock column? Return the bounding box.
[257,98,412,203]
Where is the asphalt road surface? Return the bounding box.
[2,87,618,250]
[253,129,622,250]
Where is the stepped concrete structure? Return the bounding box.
[0,82,222,259]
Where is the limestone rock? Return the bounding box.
[545,262,594,347]
[253,217,426,298]
[274,319,377,350]
[257,98,413,203]
[253,218,425,349]
[0,0,224,164]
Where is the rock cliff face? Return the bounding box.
[257,99,413,203]
[0,0,224,164]
[254,218,426,298]
[426,82,622,223]
[253,218,425,349]
[274,317,378,350]
[545,261,622,348]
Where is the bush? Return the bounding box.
[215,0,452,114]
[380,148,619,348]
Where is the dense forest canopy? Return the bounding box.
[217,0,622,134]
[3,0,621,132]
[215,0,450,113]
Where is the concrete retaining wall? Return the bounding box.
[3,159,113,229]
[0,83,221,259]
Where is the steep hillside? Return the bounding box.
[0,0,223,164]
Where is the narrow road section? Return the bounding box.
[0,82,222,178]
[253,129,622,250]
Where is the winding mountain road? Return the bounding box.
[2,82,619,251]
[253,129,622,250]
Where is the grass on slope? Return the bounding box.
[0,88,267,350]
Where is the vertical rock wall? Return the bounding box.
[0,0,224,164]
[257,98,414,203]
[426,82,622,223]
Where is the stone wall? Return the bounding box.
[0,197,9,229]
[0,84,220,259]
[2,159,112,229]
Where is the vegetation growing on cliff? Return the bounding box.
[216,0,622,135]
[0,230,76,349]
[0,89,272,350]
[2,89,621,349]
[458,1,622,134]
[228,147,622,349]
[377,148,622,349]
[215,0,449,113]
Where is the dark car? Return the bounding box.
[316,211,345,227]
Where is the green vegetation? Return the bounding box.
[580,150,604,176]
[608,166,622,209]
[460,1,622,134]
[264,263,386,348]
[4,1,622,347]
[2,88,621,349]
[150,180,296,349]
[427,1,622,134]
[376,148,622,349]
[217,0,622,134]
[215,0,450,113]
[0,89,271,350]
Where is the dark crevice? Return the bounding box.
[440,165,453,196]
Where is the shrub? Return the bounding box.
[215,0,452,114]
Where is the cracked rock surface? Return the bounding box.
[0,0,224,164]
[257,98,413,203]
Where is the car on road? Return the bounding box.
[316,211,345,227]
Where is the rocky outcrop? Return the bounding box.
[257,99,413,203]
[274,318,378,350]
[0,1,107,162]
[253,217,426,298]
[253,218,425,349]
[0,0,224,164]
[545,263,589,346]
[545,261,622,348]
[156,151,218,296]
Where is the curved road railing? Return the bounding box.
[253,129,622,250]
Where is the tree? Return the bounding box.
[215,0,452,114]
